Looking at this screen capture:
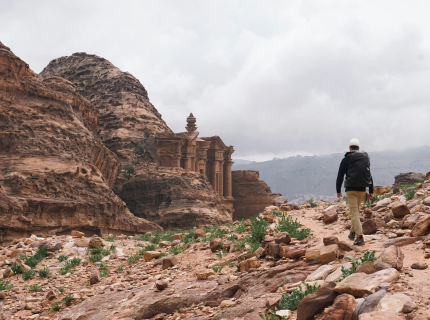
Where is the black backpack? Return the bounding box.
[344,151,372,188]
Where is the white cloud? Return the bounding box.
[2,0,430,160]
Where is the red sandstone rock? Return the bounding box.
[323,209,338,224]
[320,294,357,320]
[392,202,411,219]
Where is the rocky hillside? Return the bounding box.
[0,41,160,242]
[2,178,430,319]
[40,53,232,229]
[233,147,430,204]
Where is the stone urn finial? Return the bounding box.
[186,113,197,132]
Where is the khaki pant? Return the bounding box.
[346,191,366,236]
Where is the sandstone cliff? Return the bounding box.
[0,42,160,242]
[232,170,274,220]
[41,53,232,229]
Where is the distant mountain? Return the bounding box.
[233,159,255,165]
[232,146,430,204]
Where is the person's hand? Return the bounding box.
[337,193,342,199]
[368,193,374,200]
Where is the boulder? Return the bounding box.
[210,238,222,253]
[377,245,403,271]
[423,196,430,206]
[355,261,375,274]
[352,286,387,320]
[305,244,324,263]
[323,209,338,224]
[52,242,62,252]
[362,220,377,235]
[172,233,183,240]
[3,268,13,278]
[401,213,424,229]
[383,236,425,247]
[320,244,339,264]
[74,238,89,248]
[320,294,357,320]
[326,263,352,282]
[162,256,178,270]
[411,215,430,236]
[267,242,280,259]
[280,246,306,260]
[194,229,206,240]
[158,241,171,248]
[196,269,216,280]
[374,261,394,271]
[334,268,399,297]
[239,256,261,272]
[363,208,373,219]
[375,293,411,313]
[155,280,168,290]
[89,270,99,285]
[71,230,85,238]
[391,202,411,219]
[323,236,339,246]
[402,301,416,313]
[358,311,404,320]
[306,265,335,281]
[296,282,338,320]
[275,233,291,245]
[411,262,428,270]
[392,172,425,189]
[143,251,161,262]
[373,186,391,195]
[337,241,354,252]
[89,237,104,248]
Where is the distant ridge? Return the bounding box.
[233,146,430,204]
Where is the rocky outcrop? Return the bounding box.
[41,52,232,229]
[232,170,274,220]
[0,41,160,242]
[392,172,425,188]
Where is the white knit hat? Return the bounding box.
[349,138,360,147]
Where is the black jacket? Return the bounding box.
[336,151,374,194]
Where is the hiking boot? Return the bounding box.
[348,231,356,241]
[354,235,365,246]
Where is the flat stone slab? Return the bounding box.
[306,264,335,281]
[334,268,399,297]
[376,293,411,313]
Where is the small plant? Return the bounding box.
[169,244,186,255]
[361,250,378,263]
[259,311,287,320]
[59,259,80,275]
[216,250,226,258]
[22,269,37,281]
[127,255,140,264]
[105,234,116,242]
[235,220,248,234]
[56,255,68,262]
[404,189,416,200]
[122,243,127,246]
[279,282,321,310]
[98,263,109,277]
[306,199,318,208]
[0,280,13,291]
[134,143,145,155]
[88,253,103,263]
[18,253,27,260]
[117,265,124,273]
[212,264,224,273]
[144,129,152,139]
[110,245,117,252]
[28,284,44,292]
[58,287,65,294]
[227,234,236,241]
[63,293,74,305]
[272,210,284,217]
[38,267,51,278]
[49,302,61,312]
[25,247,48,268]
[101,248,111,257]
[337,251,378,282]
[70,257,82,267]
[245,241,261,252]
[123,165,135,180]
[234,236,251,250]
[11,264,23,275]
[275,216,312,240]
[250,216,269,243]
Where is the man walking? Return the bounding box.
[336,138,374,246]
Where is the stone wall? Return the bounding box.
[232,170,274,221]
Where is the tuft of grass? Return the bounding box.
[22,270,37,281]
[63,293,74,304]
[212,264,224,273]
[127,255,140,264]
[279,282,321,311]
[169,244,186,255]
[250,217,269,243]
[56,255,68,262]
[25,247,48,268]
[404,189,416,200]
[235,220,248,234]
[117,265,124,273]
[58,287,65,294]
[0,280,13,291]
[110,245,117,252]
[259,311,288,320]
[98,263,109,277]
[245,241,261,252]
[138,244,157,256]
[88,253,103,263]
[28,284,44,292]
[275,216,312,240]
[11,264,23,275]
[105,234,117,242]
[49,302,61,312]
[362,193,392,208]
[216,249,227,258]
[306,199,318,208]
[337,251,378,282]
[38,267,51,278]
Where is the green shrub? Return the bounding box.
[56,255,68,262]
[110,245,117,252]
[22,270,37,281]
[216,250,226,258]
[50,302,61,312]
[404,189,416,200]
[138,244,157,256]
[399,182,415,190]
[234,236,251,250]
[144,129,152,138]
[0,280,13,291]
[182,231,196,244]
[11,264,23,275]
[88,253,103,263]
[70,257,82,267]
[58,259,80,275]
[63,293,74,305]
[362,193,392,208]
[279,282,321,310]
[38,267,51,278]
[275,216,312,240]
[235,220,248,234]
[25,247,48,268]
[58,287,65,294]
[117,265,124,272]
[28,284,44,292]
[259,311,287,320]
[134,143,145,155]
[123,165,135,180]
[306,199,318,208]
[105,234,117,242]
[212,264,224,273]
[245,241,261,252]
[337,251,378,282]
[127,255,140,264]
[250,217,269,243]
[101,249,111,257]
[98,263,109,278]
[169,244,186,255]
[272,210,284,217]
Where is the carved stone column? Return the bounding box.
[211,161,217,190]
[223,161,233,198]
[219,160,224,196]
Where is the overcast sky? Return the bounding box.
[2,1,430,161]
